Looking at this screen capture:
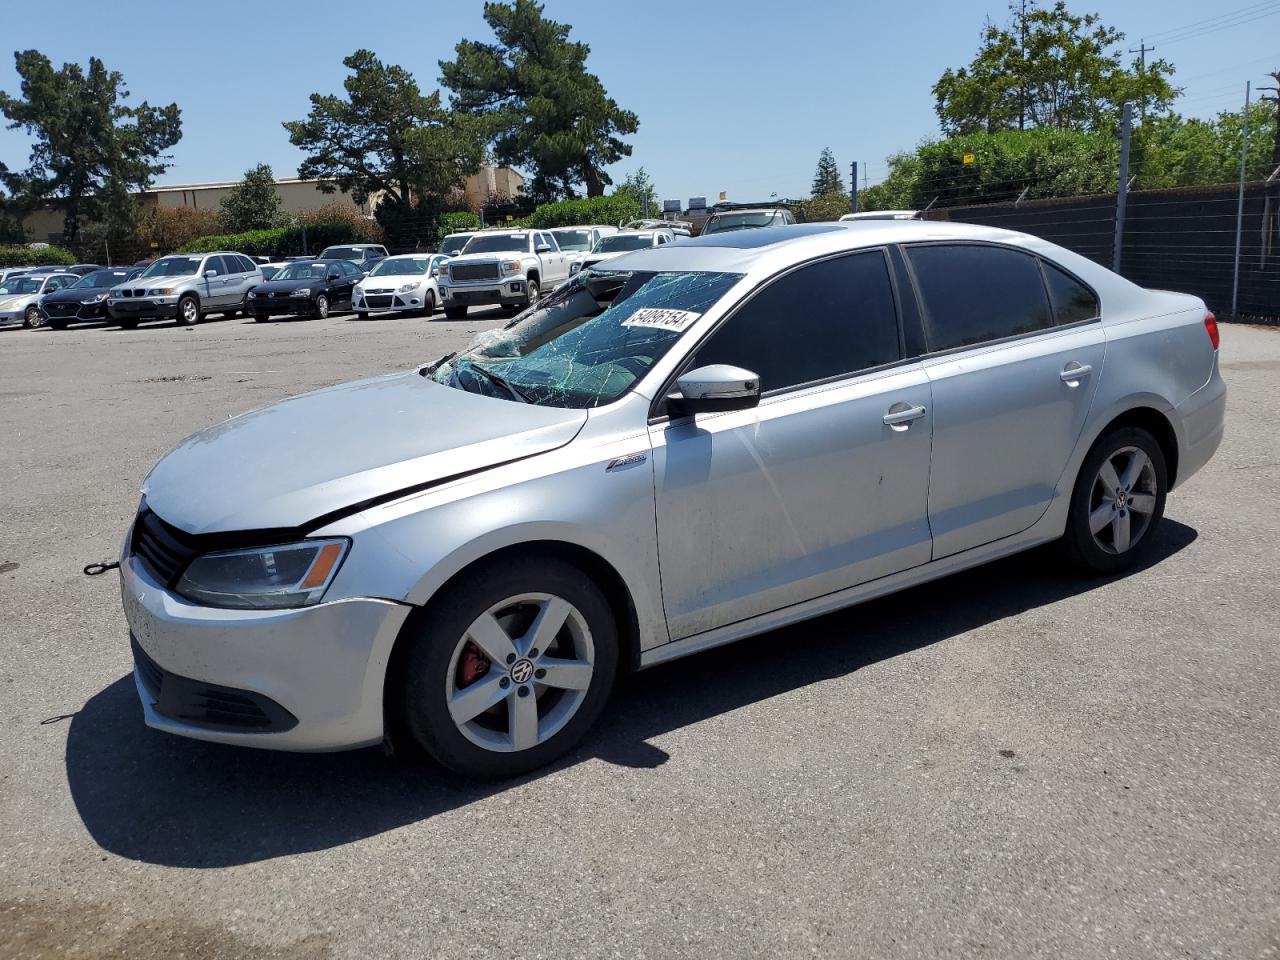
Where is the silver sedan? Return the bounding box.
[117,221,1226,778]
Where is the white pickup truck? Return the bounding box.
[436,229,571,318]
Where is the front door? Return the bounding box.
[903,243,1106,558]
[649,249,934,640]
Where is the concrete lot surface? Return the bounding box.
[1,312,1277,959]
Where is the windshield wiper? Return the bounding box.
[468,363,530,403]
[420,352,456,377]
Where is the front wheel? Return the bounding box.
[23,305,44,329]
[420,290,436,317]
[523,278,540,309]
[177,294,201,326]
[314,294,329,319]
[398,555,619,779]
[1061,426,1168,574]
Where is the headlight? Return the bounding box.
[293,287,311,297]
[146,287,176,296]
[247,291,257,299]
[174,539,350,610]
[501,260,521,274]
[396,282,420,293]
[80,292,109,304]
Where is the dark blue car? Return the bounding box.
[41,267,143,329]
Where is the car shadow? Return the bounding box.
[65,521,1197,867]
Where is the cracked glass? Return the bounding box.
[430,269,742,409]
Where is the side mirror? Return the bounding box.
[536,243,552,253]
[327,271,340,280]
[666,364,761,418]
[204,269,219,277]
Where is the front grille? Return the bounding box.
[44,301,79,317]
[131,509,200,586]
[365,295,393,308]
[450,263,499,282]
[131,634,297,732]
[270,290,292,299]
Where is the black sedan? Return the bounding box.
[247,259,360,321]
[40,267,142,329]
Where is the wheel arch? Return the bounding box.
[526,269,541,288]
[1089,405,1180,488]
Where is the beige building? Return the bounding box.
[15,166,525,242]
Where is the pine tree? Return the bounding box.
[812,148,843,196]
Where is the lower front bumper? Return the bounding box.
[249,300,317,317]
[109,299,180,321]
[120,551,413,751]
[441,280,527,307]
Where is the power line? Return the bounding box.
[1149,3,1280,46]
[1145,0,1280,42]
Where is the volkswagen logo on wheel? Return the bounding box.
[510,658,534,684]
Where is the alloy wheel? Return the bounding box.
[316,295,329,319]
[1088,445,1158,554]
[23,305,44,329]
[444,592,595,753]
[180,297,199,325]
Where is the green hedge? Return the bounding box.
[0,245,77,267]
[438,210,481,242]
[521,194,644,229]
[179,221,368,258]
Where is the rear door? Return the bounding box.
[649,249,934,639]
[902,243,1105,558]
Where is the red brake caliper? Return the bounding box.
[456,640,491,688]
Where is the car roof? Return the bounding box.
[598,219,1138,299]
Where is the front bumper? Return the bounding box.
[120,545,412,751]
[440,279,527,307]
[353,289,427,313]
[0,304,31,323]
[43,300,110,323]
[249,296,318,317]
[108,297,180,321]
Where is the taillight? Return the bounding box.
[1203,310,1220,350]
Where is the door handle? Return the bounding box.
[883,403,927,427]
[1060,362,1093,385]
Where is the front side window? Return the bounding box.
[1043,262,1099,325]
[140,256,203,278]
[462,233,530,255]
[431,269,742,409]
[906,244,1053,351]
[203,256,227,275]
[691,250,901,393]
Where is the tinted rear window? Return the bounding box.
[692,250,900,392]
[906,244,1053,351]
[1043,262,1099,325]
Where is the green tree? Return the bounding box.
[811,148,843,196]
[284,49,484,229]
[219,163,283,232]
[933,1,1177,135]
[0,50,181,247]
[617,167,658,215]
[1134,102,1276,187]
[440,0,639,199]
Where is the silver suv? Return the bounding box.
[108,252,262,328]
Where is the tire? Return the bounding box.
[176,294,201,326]
[1061,426,1168,574]
[523,277,540,309]
[22,305,44,329]
[444,306,467,320]
[314,294,329,319]
[420,290,436,316]
[398,555,620,779]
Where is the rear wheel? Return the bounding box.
[444,306,467,320]
[1062,426,1167,574]
[22,305,44,329]
[398,555,619,779]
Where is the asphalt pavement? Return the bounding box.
[1,310,1277,959]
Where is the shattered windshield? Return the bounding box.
[430,269,742,409]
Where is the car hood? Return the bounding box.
[112,273,197,293]
[142,371,588,534]
[0,293,38,308]
[44,286,110,302]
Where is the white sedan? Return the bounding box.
[0,271,80,328]
[351,254,449,318]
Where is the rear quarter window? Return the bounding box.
[1043,262,1100,325]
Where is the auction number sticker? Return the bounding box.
[621,308,701,332]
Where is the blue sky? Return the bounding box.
[0,0,1274,203]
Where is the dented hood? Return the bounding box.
[142,371,587,534]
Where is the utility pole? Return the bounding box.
[1018,0,1027,131]
[1260,70,1280,167]
[1113,102,1133,274]
[1128,39,1155,122]
[1233,82,1251,318]
[850,161,858,214]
